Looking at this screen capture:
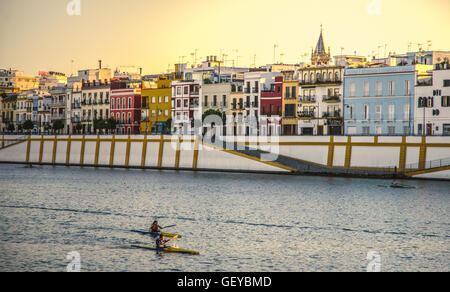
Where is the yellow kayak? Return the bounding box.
[150,232,182,238]
[131,244,199,255]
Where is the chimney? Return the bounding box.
[139,67,142,75]
[99,60,102,69]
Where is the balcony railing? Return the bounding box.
[299,96,316,103]
[298,111,316,118]
[322,94,342,103]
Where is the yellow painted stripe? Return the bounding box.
[399,136,407,172]
[38,135,44,164]
[200,140,296,172]
[52,135,57,165]
[109,135,116,167]
[192,136,199,169]
[25,135,31,163]
[141,135,148,167]
[344,136,352,168]
[94,135,100,166]
[157,134,164,168]
[66,135,72,165]
[80,135,86,165]
[327,136,334,167]
[175,136,181,169]
[419,136,427,169]
[125,135,131,167]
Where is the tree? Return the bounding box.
[93,118,107,134]
[105,118,117,134]
[165,118,172,134]
[7,123,15,133]
[75,123,82,134]
[22,120,34,134]
[52,120,64,134]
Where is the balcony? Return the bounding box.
[71,117,81,123]
[299,96,316,103]
[51,114,65,120]
[298,111,316,118]
[244,87,251,94]
[322,94,342,103]
[50,101,66,107]
[322,111,342,118]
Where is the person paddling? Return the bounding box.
[149,220,163,234]
[156,234,178,249]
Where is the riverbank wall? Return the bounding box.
[0,135,449,180]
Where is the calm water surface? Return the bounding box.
[0,164,448,272]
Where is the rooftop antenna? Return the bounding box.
[253,54,257,68]
[98,59,102,69]
[273,44,278,64]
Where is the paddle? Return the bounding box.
[162,224,177,229]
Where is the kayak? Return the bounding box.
[131,244,199,255]
[130,230,182,238]
[151,232,182,238]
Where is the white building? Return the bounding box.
[243,71,281,136]
[415,63,450,136]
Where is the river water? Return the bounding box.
[0,164,448,272]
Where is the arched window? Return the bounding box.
[128,97,132,108]
[335,72,340,81]
[322,72,326,81]
[328,72,332,81]
[317,73,321,81]
[123,98,126,109]
[310,73,314,82]
[111,98,114,109]
[304,73,308,82]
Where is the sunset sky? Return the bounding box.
[1,0,449,76]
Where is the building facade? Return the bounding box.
[415,63,450,136]
[281,71,299,135]
[260,76,283,136]
[110,79,142,135]
[81,80,111,134]
[171,80,200,135]
[344,65,433,136]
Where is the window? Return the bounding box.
[403,103,410,121]
[285,87,290,98]
[165,96,169,103]
[404,80,411,95]
[362,126,370,136]
[388,126,395,135]
[184,99,188,107]
[350,82,356,97]
[443,80,450,87]
[376,126,382,135]
[363,81,370,97]
[376,81,382,96]
[291,86,296,98]
[111,98,114,109]
[204,96,208,106]
[152,96,156,103]
[348,105,355,120]
[128,97,132,108]
[363,104,369,120]
[375,104,382,120]
[184,86,188,95]
[442,96,450,107]
[388,104,395,121]
[123,98,126,109]
[389,80,395,96]
[403,126,410,136]
[164,110,168,116]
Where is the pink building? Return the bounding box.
[110,78,142,134]
[260,76,283,136]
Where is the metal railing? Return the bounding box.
[404,157,450,171]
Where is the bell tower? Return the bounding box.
[311,25,331,66]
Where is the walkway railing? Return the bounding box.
[0,135,28,150]
[404,157,450,172]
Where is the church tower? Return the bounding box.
[311,25,331,66]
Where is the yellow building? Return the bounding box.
[281,71,299,135]
[140,73,181,134]
[1,93,17,132]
